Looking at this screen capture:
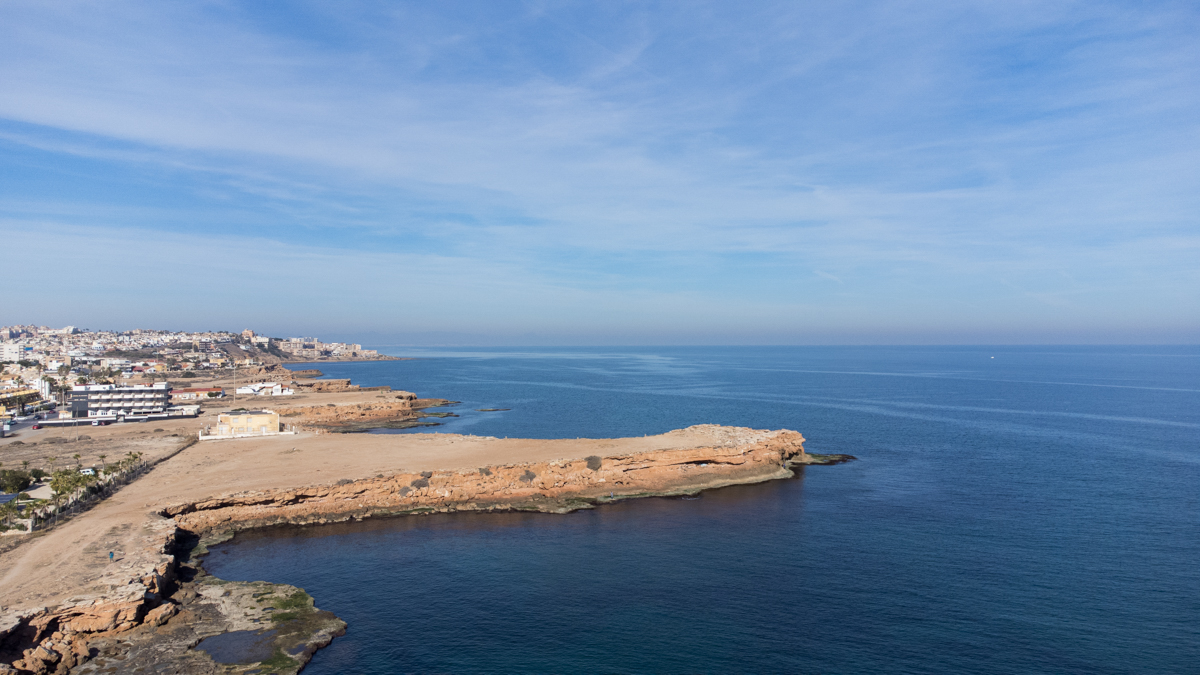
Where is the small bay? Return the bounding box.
[205,346,1200,673]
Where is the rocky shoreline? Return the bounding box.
[280,355,407,364]
[0,426,851,674]
[273,392,453,433]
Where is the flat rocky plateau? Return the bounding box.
[0,420,844,674]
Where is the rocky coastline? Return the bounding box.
[280,355,406,364]
[0,426,851,674]
[273,391,453,433]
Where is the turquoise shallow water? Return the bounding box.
[205,346,1200,673]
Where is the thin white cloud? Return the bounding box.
[0,0,1196,341]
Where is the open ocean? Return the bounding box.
[203,346,1200,674]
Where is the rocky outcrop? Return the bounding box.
[70,577,345,675]
[162,425,809,534]
[289,378,391,393]
[0,517,343,675]
[231,364,293,380]
[286,369,323,379]
[0,424,830,674]
[0,519,179,675]
[273,394,450,432]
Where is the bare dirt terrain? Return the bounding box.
[0,423,791,613]
[0,428,191,476]
[0,381,839,674]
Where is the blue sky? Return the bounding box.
[0,1,1197,345]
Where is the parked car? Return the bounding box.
[31,424,42,430]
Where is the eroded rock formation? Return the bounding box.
[163,425,809,533]
[273,393,450,432]
[289,378,389,393]
[0,519,179,675]
[0,425,822,674]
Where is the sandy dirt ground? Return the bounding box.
[0,388,425,465]
[0,422,727,614]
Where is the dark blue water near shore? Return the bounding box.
[205,347,1200,673]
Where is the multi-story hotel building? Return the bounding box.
[68,382,172,418]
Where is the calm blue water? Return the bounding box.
[205,347,1200,673]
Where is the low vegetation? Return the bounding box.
[0,469,33,494]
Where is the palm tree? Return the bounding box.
[46,456,57,472]
[55,365,72,406]
[98,454,107,472]
[73,454,81,469]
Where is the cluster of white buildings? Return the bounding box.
[3,326,381,367]
[235,382,294,396]
[0,325,245,367]
[276,337,378,359]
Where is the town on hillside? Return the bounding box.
[0,327,428,542]
[0,326,390,427]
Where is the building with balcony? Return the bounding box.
[68,382,171,418]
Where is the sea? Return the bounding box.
[203,346,1200,674]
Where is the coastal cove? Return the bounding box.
[0,418,830,671]
[0,346,1195,673]
[210,346,1198,674]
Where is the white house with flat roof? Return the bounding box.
[235,382,293,396]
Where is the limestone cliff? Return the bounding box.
[0,519,180,675]
[273,393,451,432]
[163,425,809,533]
[0,425,822,674]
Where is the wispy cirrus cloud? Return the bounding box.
[0,0,1196,342]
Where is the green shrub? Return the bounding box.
[273,590,310,610]
[0,470,32,494]
[519,469,536,483]
[586,456,602,471]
